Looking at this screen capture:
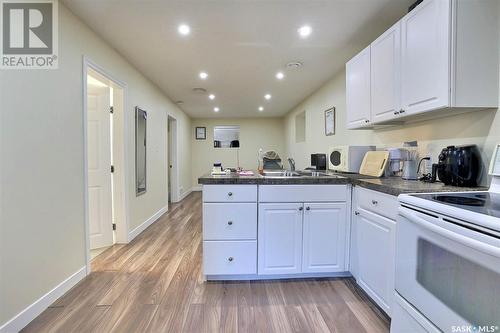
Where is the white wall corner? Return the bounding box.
[0,266,87,333]
[127,205,168,242]
[178,188,193,201]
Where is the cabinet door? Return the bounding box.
[401,0,450,115]
[302,203,347,273]
[355,208,396,316]
[346,46,371,129]
[258,203,303,275]
[371,22,401,123]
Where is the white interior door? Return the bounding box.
[87,84,113,250]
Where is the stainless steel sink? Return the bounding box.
[262,170,334,178]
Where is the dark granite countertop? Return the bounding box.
[198,171,487,196]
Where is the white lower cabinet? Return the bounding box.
[203,240,257,275]
[258,203,303,275]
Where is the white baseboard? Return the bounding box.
[0,266,87,333]
[127,205,168,242]
[191,185,202,192]
[178,188,192,201]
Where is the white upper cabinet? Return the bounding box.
[346,46,371,129]
[400,0,451,115]
[371,22,402,123]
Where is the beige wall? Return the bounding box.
[191,118,285,187]
[284,69,500,186]
[0,3,191,326]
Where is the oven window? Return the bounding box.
[416,238,500,326]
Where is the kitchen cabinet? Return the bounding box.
[351,187,397,317]
[371,22,401,123]
[258,203,303,275]
[302,203,347,273]
[346,46,371,129]
[346,0,499,129]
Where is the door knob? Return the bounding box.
[228,257,234,262]
[228,192,233,197]
[306,207,310,211]
[298,207,304,211]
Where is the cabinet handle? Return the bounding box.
[306,206,310,211]
[298,207,304,211]
[400,109,405,114]
[394,111,400,115]
[228,192,233,197]
[372,200,378,205]
[365,119,370,123]
[354,211,360,216]
[227,221,233,226]
[228,257,234,262]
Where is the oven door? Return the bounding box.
[396,206,500,331]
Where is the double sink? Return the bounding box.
[262,170,340,178]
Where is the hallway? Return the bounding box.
[22,192,389,332]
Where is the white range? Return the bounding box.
[391,144,500,333]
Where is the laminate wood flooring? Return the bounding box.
[22,191,390,333]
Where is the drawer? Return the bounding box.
[356,187,398,221]
[203,185,257,203]
[259,185,347,202]
[203,203,257,240]
[203,240,257,275]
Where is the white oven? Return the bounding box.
[395,205,500,331]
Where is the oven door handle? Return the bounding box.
[400,208,500,258]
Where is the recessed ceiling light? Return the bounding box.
[258,106,264,111]
[178,24,190,36]
[208,94,215,100]
[298,25,312,38]
[199,72,208,80]
[264,94,272,100]
[214,107,220,112]
[276,72,285,80]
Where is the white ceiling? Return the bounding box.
[64,0,411,118]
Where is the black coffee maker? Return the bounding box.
[437,145,481,187]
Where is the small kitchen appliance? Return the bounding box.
[386,148,404,177]
[401,141,419,180]
[437,145,481,187]
[391,143,500,332]
[310,153,327,170]
[328,145,375,173]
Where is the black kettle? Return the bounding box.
[437,145,481,187]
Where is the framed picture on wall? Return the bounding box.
[195,126,206,140]
[324,107,335,136]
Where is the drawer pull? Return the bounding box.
[227,221,233,226]
[228,192,233,197]
[228,257,234,262]
[298,207,304,211]
[372,200,378,205]
[354,211,360,216]
[306,206,310,211]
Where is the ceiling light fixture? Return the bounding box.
[276,72,285,80]
[199,71,208,80]
[178,24,191,36]
[264,94,272,100]
[208,94,215,100]
[258,106,264,111]
[298,25,312,38]
[214,107,220,112]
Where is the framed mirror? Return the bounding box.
[213,125,240,148]
[135,107,147,196]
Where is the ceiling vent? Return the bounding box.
[286,61,303,70]
[192,87,207,94]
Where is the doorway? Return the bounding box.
[84,58,128,273]
[167,115,179,203]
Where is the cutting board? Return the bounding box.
[359,151,389,177]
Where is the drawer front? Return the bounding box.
[356,187,398,221]
[203,185,257,203]
[259,185,347,203]
[203,240,257,275]
[203,203,257,240]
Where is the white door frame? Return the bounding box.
[167,113,180,202]
[83,56,129,274]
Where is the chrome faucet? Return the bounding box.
[288,158,296,171]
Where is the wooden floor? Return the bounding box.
[23,192,390,333]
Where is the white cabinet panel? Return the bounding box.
[356,187,399,221]
[346,46,371,129]
[258,203,303,275]
[203,185,257,203]
[371,22,401,123]
[203,240,257,275]
[259,185,347,203]
[203,203,257,240]
[401,0,451,115]
[302,203,347,273]
[355,208,396,316]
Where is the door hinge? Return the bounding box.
[111,165,115,173]
[109,106,114,114]
[112,223,116,231]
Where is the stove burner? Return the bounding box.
[434,195,486,207]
